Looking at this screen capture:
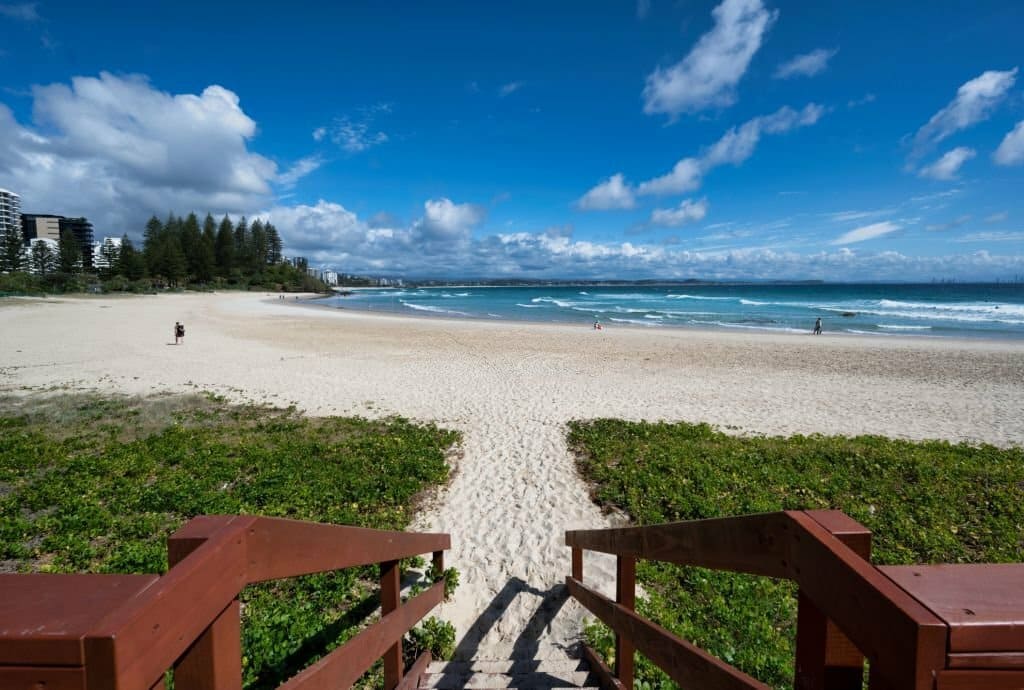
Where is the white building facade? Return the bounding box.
[0,188,21,240]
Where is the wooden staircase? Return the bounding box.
[419,654,600,690]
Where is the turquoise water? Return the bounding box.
[316,284,1024,340]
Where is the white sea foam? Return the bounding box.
[608,317,662,326]
[739,299,768,306]
[689,319,807,334]
[878,324,932,330]
[400,301,468,316]
[594,293,654,300]
[666,294,732,300]
[516,303,544,308]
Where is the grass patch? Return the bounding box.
[568,420,1024,690]
[0,392,460,688]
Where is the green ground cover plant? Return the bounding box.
[0,393,460,688]
[568,419,1024,690]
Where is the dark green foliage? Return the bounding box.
[0,394,460,688]
[30,240,56,276]
[0,221,27,273]
[568,420,1024,689]
[58,229,82,273]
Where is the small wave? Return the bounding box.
[455,292,470,297]
[516,303,544,308]
[594,292,656,300]
[531,296,582,308]
[877,324,932,330]
[400,301,467,316]
[644,314,664,320]
[666,294,732,301]
[689,319,806,334]
[739,299,767,306]
[878,299,1024,317]
[608,317,662,327]
[578,291,589,295]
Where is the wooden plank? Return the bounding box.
[381,560,403,690]
[572,547,583,582]
[567,577,769,690]
[396,651,432,690]
[616,556,636,690]
[937,669,1024,689]
[582,643,626,690]
[788,513,947,690]
[948,651,1024,669]
[566,512,794,579]
[880,564,1024,653]
[84,520,251,690]
[0,666,86,690]
[278,580,446,690]
[246,516,450,583]
[795,511,871,690]
[0,574,158,666]
[172,600,242,690]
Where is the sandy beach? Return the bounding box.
[2,292,1023,659]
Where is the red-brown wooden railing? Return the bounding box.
[567,510,1024,690]
[0,515,450,690]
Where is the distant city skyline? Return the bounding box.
[1,1,1023,281]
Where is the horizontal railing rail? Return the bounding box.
[566,510,947,690]
[11,514,451,690]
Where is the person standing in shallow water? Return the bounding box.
[174,321,185,344]
[813,317,822,335]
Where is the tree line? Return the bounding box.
[0,212,325,293]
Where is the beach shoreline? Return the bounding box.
[3,291,1022,657]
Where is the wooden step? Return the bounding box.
[419,658,599,689]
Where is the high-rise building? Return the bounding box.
[22,214,95,269]
[0,188,20,240]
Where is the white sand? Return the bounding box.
[2,293,1023,660]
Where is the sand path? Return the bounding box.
[2,293,1023,659]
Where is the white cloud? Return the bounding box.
[847,93,876,108]
[827,208,896,223]
[773,48,838,79]
[910,68,1017,158]
[0,2,39,20]
[0,72,277,233]
[926,214,971,232]
[262,198,1023,281]
[832,221,901,245]
[637,103,823,196]
[636,0,651,19]
[642,0,777,119]
[499,81,524,97]
[993,120,1024,166]
[954,231,1024,243]
[414,198,486,242]
[918,147,976,180]
[577,173,636,210]
[277,155,324,188]
[985,211,1009,224]
[315,104,391,153]
[651,198,709,226]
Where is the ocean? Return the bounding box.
[314,283,1024,340]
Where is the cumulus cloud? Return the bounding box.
[576,173,636,210]
[918,147,976,180]
[637,103,823,196]
[258,196,1024,282]
[832,221,901,245]
[0,72,277,233]
[413,198,486,244]
[650,198,709,227]
[642,0,777,119]
[993,120,1024,166]
[910,68,1017,159]
[314,104,391,153]
[773,48,838,79]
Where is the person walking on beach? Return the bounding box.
[813,317,822,335]
[174,321,185,345]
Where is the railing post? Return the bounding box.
[615,555,636,690]
[795,511,872,690]
[381,559,403,690]
[168,518,243,690]
[572,546,583,582]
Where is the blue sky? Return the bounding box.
[1,0,1023,280]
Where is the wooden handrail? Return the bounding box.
[0,515,451,690]
[566,510,948,690]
